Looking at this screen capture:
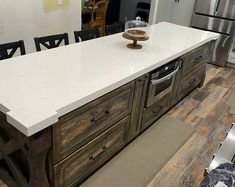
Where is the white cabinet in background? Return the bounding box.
[156,0,195,27]
[155,0,174,23]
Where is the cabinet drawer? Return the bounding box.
[183,44,208,76]
[53,117,128,187]
[53,82,134,163]
[180,65,204,99]
[141,94,171,131]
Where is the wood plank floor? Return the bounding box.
[0,180,6,187]
[0,64,234,187]
[146,64,235,187]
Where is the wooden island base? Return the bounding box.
[0,43,211,187]
[0,112,51,187]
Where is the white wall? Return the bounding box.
[0,0,81,54]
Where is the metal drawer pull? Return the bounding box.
[153,106,163,113]
[194,55,203,62]
[188,78,197,86]
[91,110,110,124]
[89,146,107,161]
[151,66,180,85]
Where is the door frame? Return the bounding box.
[149,0,160,24]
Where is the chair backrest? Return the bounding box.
[34,33,69,52]
[74,28,100,43]
[105,23,124,35]
[90,0,109,19]
[97,0,109,19]
[0,40,26,61]
[90,0,109,36]
[136,2,151,22]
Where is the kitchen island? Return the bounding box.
[0,22,219,187]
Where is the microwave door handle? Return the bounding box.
[151,66,180,85]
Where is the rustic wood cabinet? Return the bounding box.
[141,43,210,132]
[128,75,149,141]
[52,82,135,163]
[142,93,171,131]
[178,43,210,100]
[182,44,209,77]
[0,42,211,187]
[53,117,128,187]
[179,64,205,99]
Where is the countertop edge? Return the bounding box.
[3,34,220,137]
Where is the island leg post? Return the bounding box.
[0,112,52,187]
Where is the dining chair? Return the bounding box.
[0,40,26,60]
[74,28,100,42]
[105,23,124,35]
[89,0,109,36]
[135,2,151,22]
[34,33,69,52]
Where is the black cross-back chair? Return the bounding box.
[136,2,151,22]
[74,28,100,43]
[34,33,69,52]
[0,40,26,60]
[105,23,124,35]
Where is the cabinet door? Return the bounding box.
[172,0,195,26]
[155,0,195,26]
[128,75,148,141]
[155,0,175,23]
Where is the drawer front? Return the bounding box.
[183,44,208,76]
[53,117,128,187]
[53,82,134,163]
[141,93,171,131]
[180,65,204,99]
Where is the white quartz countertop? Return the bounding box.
[0,22,219,136]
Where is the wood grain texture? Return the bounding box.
[128,75,149,141]
[0,43,222,186]
[0,180,7,187]
[53,117,128,187]
[52,82,134,163]
[0,112,52,187]
[179,65,204,99]
[142,94,171,131]
[182,44,209,77]
[146,64,235,187]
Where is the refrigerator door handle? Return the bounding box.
[214,0,221,16]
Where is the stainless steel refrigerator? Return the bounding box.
[191,0,235,67]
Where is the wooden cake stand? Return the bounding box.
[122,30,149,49]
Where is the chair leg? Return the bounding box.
[101,21,105,36]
